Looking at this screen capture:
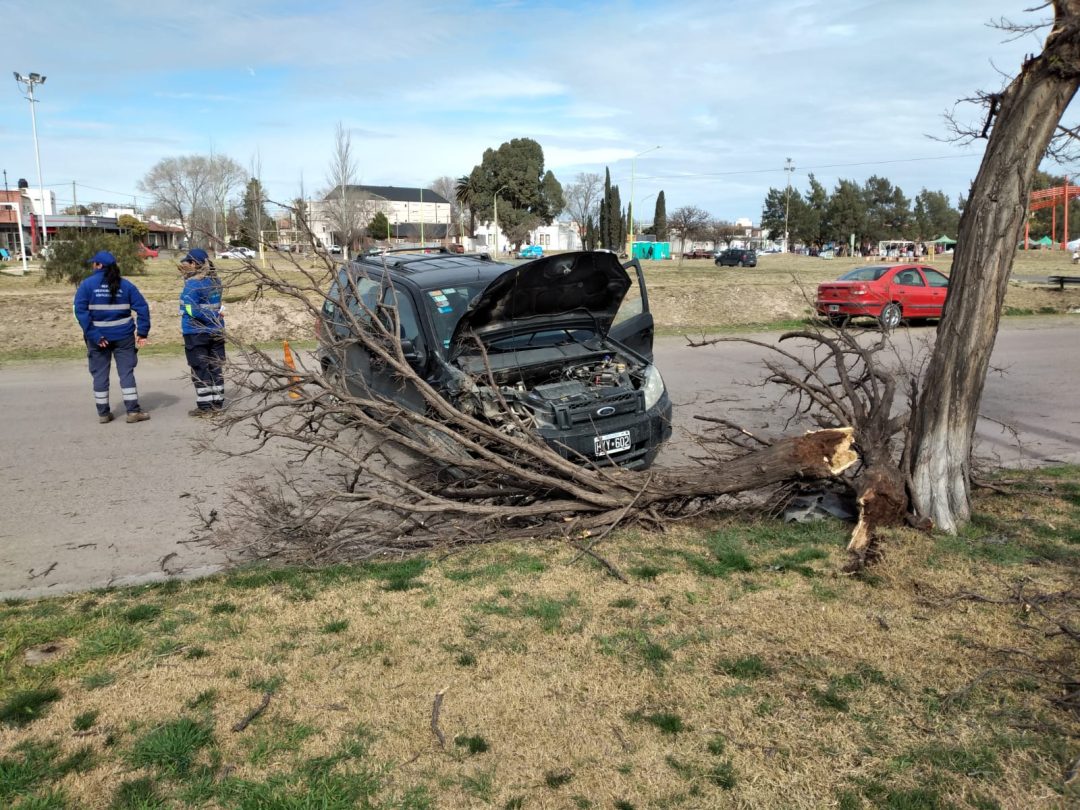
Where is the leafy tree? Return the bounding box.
[654,191,668,242]
[862,176,911,242]
[63,205,91,215]
[43,233,146,285]
[455,173,482,237]
[368,211,391,240]
[462,138,564,243]
[117,214,149,242]
[913,189,961,239]
[1026,170,1080,241]
[760,187,808,247]
[801,174,829,247]
[823,180,866,246]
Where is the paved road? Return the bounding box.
[2,318,1078,599]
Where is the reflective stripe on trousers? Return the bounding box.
[86,335,141,415]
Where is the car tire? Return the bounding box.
[879,302,902,331]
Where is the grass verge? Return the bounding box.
[0,466,1077,807]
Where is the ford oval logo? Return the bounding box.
[596,406,616,417]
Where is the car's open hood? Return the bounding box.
[449,251,631,354]
[447,252,630,354]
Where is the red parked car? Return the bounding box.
[137,243,159,259]
[815,263,950,329]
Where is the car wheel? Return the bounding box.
[879,302,902,331]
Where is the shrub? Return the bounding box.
[42,233,146,285]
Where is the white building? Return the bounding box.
[24,188,56,216]
[307,185,454,248]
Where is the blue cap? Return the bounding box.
[89,250,116,266]
[183,248,209,264]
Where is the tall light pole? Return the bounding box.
[783,157,795,253]
[493,185,507,257]
[13,72,48,248]
[628,145,661,257]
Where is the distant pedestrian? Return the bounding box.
[179,248,226,416]
[72,250,151,424]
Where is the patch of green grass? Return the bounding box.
[707,758,737,790]
[248,675,284,694]
[109,776,167,809]
[543,768,574,788]
[766,546,829,577]
[362,558,429,591]
[472,599,514,617]
[893,743,1001,779]
[0,740,95,803]
[13,788,70,809]
[185,690,218,711]
[126,718,214,777]
[454,734,490,755]
[0,688,62,728]
[628,564,664,581]
[706,735,726,756]
[184,645,210,660]
[72,710,99,731]
[79,624,143,659]
[628,710,686,735]
[461,767,496,801]
[715,654,774,679]
[443,551,547,582]
[609,597,638,609]
[245,721,318,767]
[455,651,477,667]
[210,601,238,615]
[520,595,579,632]
[682,534,753,577]
[81,670,116,690]
[811,684,850,712]
[122,604,162,624]
[321,619,349,634]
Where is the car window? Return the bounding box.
[923,268,950,287]
[422,285,482,350]
[612,270,644,327]
[894,269,925,287]
[840,266,888,282]
[380,285,426,355]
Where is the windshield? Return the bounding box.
[840,266,888,282]
[422,285,486,350]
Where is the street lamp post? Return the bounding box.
[0,202,29,275]
[628,145,661,257]
[783,157,795,253]
[493,185,507,257]
[13,72,48,248]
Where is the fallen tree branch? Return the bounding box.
[232,692,272,732]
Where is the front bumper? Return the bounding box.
[536,392,673,469]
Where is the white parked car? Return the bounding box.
[220,246,256,259]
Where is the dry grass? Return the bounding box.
[2,250,1079,360]
[2,468,1078,808]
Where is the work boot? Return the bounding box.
[99,412,114,424]
[188,408,213,418]
[126,411,150,423]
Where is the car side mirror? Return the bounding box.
[400,339,426,369]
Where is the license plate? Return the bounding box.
[595,430,632,456]
[828,304,839,312]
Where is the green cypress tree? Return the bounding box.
[654,191,668,242]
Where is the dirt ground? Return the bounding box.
[1,251,1078,356]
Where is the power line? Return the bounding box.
[638,152,981,182]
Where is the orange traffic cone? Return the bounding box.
[282,340,302,400]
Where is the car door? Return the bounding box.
[368,281,430,412]
[920,267,950,317]
[323,267,382,398]
[890,266,930,316]
[609,258,655,360]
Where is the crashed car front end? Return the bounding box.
[446,339,672,468]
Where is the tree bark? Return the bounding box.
[910,2,1080,532]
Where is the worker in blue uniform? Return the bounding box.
[179,248,226,416]
[72,250,151,424]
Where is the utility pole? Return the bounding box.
[72,181,77,213]
[14,72,48,247]
[783,157,795,253]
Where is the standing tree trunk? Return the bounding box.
[910,1,1080,532]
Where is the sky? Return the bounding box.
[0,0,1068,224]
